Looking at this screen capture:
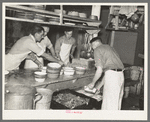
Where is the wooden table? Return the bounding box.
[5,68,95,92]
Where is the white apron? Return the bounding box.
[101,70,124,110]
[5,51,30,71]
[24,43,45,69]
[59,41,72,65]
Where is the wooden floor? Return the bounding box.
[121,93,142,110]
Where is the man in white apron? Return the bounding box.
[5,24,63,71]
[87,37,124,110]
[24,25,57,69]
[55,28,76,65]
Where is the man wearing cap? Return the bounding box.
[87,37,124,110]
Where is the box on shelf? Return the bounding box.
[72,58,95,70]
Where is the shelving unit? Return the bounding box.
[5,5,102,30]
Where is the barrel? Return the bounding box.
[5,84,42,110]
[35,88,54,110]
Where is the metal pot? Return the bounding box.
[5,84,42,110]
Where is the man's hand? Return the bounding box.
[87,82,95,89]
[58,60,64,66]
[70,54,74,59]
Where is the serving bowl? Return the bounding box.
[34,71,47,82]
[47,73,60,79]
[47,63,61,70]
[64,69,75,76]
[75,67,86,75]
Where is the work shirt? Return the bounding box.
[5,34,44,70]
[9,34,44,56]
[39,36,53,51]
[24,36,53,69]
[94,44,124,70]
[55,35,76,54]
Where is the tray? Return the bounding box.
[50,89,98,109]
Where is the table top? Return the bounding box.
[5,68,95,87]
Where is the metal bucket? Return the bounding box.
[5,84,42,110]
[35,88,54,110]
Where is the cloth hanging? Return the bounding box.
[119,6,138,19]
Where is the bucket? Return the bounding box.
[5,84,42,110]
[35,88,54,110]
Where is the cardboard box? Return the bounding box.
[72,58,95,70]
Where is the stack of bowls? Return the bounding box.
[75,67,86,75]
[34,71,47,82]
[54,9,66,14]
[47,63,61,79]
[63,67,75,76]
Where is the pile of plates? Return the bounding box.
[68,11,79,17]
[28,5,46,10]
[15,11,34,20]
[34,14,46,22]
[48,18,60,24]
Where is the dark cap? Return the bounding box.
[90,37,102,43]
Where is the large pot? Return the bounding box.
[5,84,42,110]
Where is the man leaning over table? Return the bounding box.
[87,37,124,110]
[5,24,63,71]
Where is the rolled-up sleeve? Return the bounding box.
[28,41,44,56]
[45,36,53,49]
[94,49,104,69]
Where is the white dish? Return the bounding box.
[64,70,75,76]
[76,66,86,70]
[5,70,9,75]
[47,63,61,68]
[34,71,47,75]
[63,67,74,71]
[35,78,45,82]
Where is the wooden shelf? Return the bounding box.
[5,5,101,30]
[6,16,100,30]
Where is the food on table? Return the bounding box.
[53,92,90,109]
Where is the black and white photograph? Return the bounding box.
[2,2,148,120]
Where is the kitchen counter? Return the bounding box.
[5,68,95,91]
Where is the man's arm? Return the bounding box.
[55,39,62,59]
[87,66,103,89]
[41,52,63,65]
[49,47,56,57]
[26,52,43,69]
